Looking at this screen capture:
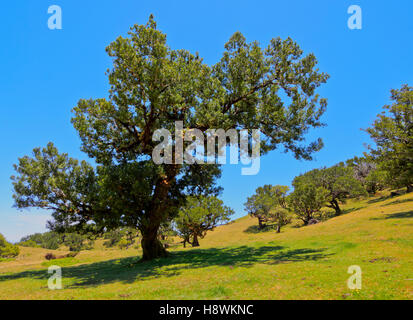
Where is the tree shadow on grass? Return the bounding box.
[340,206,367,215]
[244,224,277,234]
[370,210,413,220]
[0,245,332,288]
[367,195,392,204]
[381,198,413,207]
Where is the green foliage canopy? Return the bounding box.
[292,164,367,215]
[346,156,387,194]
[288,183,329,225]
[0,234,19,258]
[175,196,233,247]
[244,185,290,231]
[11,16,328,261]
[366,84,413,192]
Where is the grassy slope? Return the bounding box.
[0,191,412,300]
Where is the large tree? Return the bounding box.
[11,16,329,261]
[365,85,413,192]
[175,196,233,247]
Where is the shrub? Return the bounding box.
[19,239,40,248]
[0,233,20,258]
[45,253,56,260]
[103,229,123,248]
[176,196,233,247]
[117,239,129,250]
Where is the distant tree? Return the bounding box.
[103,227,139,249]
[62,233,84,252]
[103,229,124,248]
[245,194,265,229]
[117,239,129,250]
[293,164,367,215]
[179,228,192,248]
[173,218,192,248]
[175,196,233,247]
[365,84,413,193]
[288,183,329,225]
[19,232,62,250]
[268,207,292,233]
[158,221,175,249]
[346,156,387,194]
[124,227,139,249]
[18,239,40,248]
[62,233,94,252]
[244,185,290,230]
[363,166,388,194]
[19,231,93,251]
[346,156,376,182]
[0,234,19,258]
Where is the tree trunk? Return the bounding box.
[276,225,281,233]
[192,234,200,247]
[302,211,311,225]
[407,184,413,193]
[140,165,179,261]
[330,199,342,215]
[258,217,266,229]
[141,225,168,261]
[182,235,190,248]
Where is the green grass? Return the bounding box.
[0,191,412,300]
[41,257,81,268]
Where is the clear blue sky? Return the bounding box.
[1,0,412,242]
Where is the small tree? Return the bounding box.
[41,232,63,250]
[268,207,291,233]
[244,185,290,230]
[158,221,175,249]
[346,156,388,194]
[62,233,94,252]
[117,239,129,250]
[288,184,329,225]
[174,220,192,248]
[124,227,139,249]
[365,85,413,193]
[175,196,233,247]
[103,227,139,249]
[103,229,124,248]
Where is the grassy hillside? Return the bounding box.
[0,191,412,300]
